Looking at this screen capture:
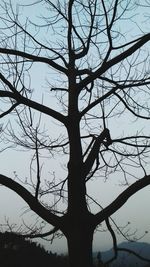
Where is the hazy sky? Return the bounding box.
[0,0,150,255]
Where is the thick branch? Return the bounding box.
[79,33,150,90]
[0,174,61,227]
[94,175,150,226]
[67,0,74,58]
[105,217,118,264]
[83,128,112,177]
[0,102,19,118]
[18,95,67,125]
[0,48,67,74]
[0,89,66,124]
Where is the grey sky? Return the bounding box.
[0,0,150,255]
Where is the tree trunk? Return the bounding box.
[66,228,94,267]
[61,212,95,267]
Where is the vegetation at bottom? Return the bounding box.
[0,232,150,267]
[0,232,69,267]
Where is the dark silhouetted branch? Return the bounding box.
[0,48,67,74]
[94,175,150,225]
[0,174,61,228]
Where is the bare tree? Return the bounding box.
[0,0,150,266]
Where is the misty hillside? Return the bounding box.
[94,242,150,267]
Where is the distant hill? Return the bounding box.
[94,242,150,267]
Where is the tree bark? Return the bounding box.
[61,211,95,267]
[66,226,94,267]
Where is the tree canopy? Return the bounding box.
[0,0,150,266]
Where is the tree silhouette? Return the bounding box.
[0,0,150,266]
